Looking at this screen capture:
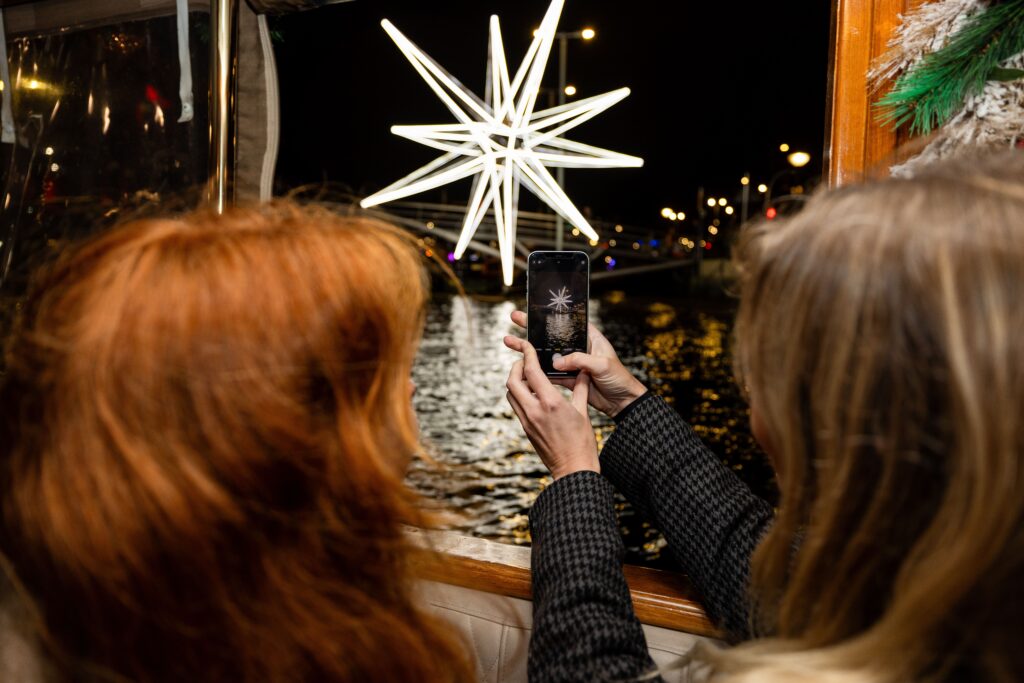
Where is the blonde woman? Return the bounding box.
[505,152,1024,682]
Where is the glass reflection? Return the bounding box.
[0,11,210,294]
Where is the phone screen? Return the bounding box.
[527,251,589,376]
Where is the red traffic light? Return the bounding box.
[766,207,778,220]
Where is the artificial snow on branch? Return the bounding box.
[869,0,985,92]
[875,0,1024,135]
[869,0,1024,176]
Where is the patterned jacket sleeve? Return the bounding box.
[528,471,661,683]
[600,392,775,639]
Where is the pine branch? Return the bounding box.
[990,66,1024,80]
[876,0,1024,135]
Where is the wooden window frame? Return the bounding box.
[826,0,925,185]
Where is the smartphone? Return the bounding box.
[527,251,590,377]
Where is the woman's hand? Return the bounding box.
[505,340,598,480]
[504,311,647,418]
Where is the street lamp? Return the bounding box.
[551,26,596,250]
[661,207,686,222]
[740,172,752,223]
[564,85,577,96]
[787,151,812,168]
[757,183,768,193]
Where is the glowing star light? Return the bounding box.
[547,286,573,313]
[360,0,643,286]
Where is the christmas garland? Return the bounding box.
[869,0,1024,175]
[876,0,1024,135]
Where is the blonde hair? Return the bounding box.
[710,153,1024,682]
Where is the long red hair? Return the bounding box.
[0,203,473,682]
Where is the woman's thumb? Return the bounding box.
[554,352,598,374]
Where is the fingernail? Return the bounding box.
[552,353,564,368]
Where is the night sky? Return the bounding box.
[272,1,831,228]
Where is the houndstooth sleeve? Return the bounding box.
[528,471,661,683]
[600,393,774,640]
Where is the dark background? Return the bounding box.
[271,1,832,228]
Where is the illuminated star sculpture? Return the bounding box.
[360,0,644,286]
[547,286,573,313]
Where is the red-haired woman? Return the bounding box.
[0,204,474,682]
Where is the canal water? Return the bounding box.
[410,291,777,569]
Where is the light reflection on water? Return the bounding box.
[544,309,587,349]
[410,293,775,568]
[409,297,558,545]
[545,312,574,347]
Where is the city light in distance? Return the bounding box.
[662,207,686,221]
[632,242,640,250]
[564,85,577,96]
[44,146,54,156]
[614,224,623,233]
[707,198,716,207]
[740,176,750,186]
[788,151,811,168]
[717,198,727,206]
[581,27,596,40]
[724,206,734,215]
[766,207,778,219]
[50,163,59,172]
[779,143,790,152]
[571,228,581,236]
[757,183,768,193]
[609,239,616,247]
[426,221,435,229]
[708,226,719,235]
[589,238,599,246]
